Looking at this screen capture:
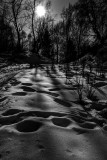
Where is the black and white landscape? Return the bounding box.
[0,0,107,160]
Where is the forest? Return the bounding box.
[0,0,107,64]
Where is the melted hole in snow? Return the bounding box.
[21,86,35,92]
[52,117,71,127]
[16,120,43,132]
[12,92,27,96]
[21,83,33,86]
[2,109,23,116]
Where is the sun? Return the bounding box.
[36,5,46,17]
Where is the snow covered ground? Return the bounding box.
[0,65,107,160]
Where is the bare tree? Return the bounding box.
[0,1,15,54]
[75,0,107,46]
[1,0,29,54]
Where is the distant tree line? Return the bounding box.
[0,0,107,63]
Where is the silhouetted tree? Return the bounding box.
[53,22,63,64]
[7,0,25,51]
[36,20,52,58]
[0,1,15,54]
[25,0,52,55]
[25,0,36,52]
[74,0,107,46]
[61,4,81,69]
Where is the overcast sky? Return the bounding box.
[50,0,77,20]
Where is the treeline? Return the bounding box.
[0,0,107,63]
[0,0,28,59]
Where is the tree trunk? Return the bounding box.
[56,42,59,64]
[12,2,21,50]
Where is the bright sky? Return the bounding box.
[26,0,77,33]
[50,0,77,19]
[36,5,46,17]
[51,0,77,14]
[37,0,77,19]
